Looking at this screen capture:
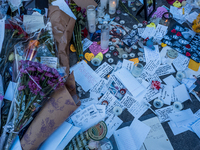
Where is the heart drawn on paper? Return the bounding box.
[176,32,182,36]
[186,44,191,48]
[171,29,176,33]
[161,43,167,47]
[84,53,94,61]
[186,52,191,56]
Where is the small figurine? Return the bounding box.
[146,38,155,50]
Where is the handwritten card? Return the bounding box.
[41,57,58,69]
[173,54,190,71]
[144,59,160,75]
[155,64,175,77]
[105,114,123,138]
[95,62,113,78]
[144,45,160,63]
[142,117,174,150]
[90,79,108,94]
[70,61,101,92]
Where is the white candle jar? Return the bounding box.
[101,0,108,9]
[87,5,96,33]
[101,23,110,50]
[109,0,117,15]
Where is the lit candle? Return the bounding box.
[109,0,117,15]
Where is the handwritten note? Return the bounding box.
[173,54,190,71]
[90,79,108,94]
[155,64,175,77]
[70,61,101,92]
[0,18,5,54]
[95,62,113,78]
[82,38,93,52]
[122,59,135,72]
[144,45,160,63]
[144,59,160,75]
[153,24,168,41]
[160,85,173,105]
[41,57,58,69]
[23,15,45,34]
[142,117,174,150]
[105,114,123,138]
[155,106,176,123]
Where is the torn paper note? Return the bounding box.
[41,57,58,69]
[142,117,174,150]
[52,0,76,20]
[155,64,175,77]
[182,78,197,91]
[155,106,176,123]
[95,62,113,78]
[71,104,103,132]
[23,15,45,34]
[0,18,5,54]
[122,59,135,72]
[70,61,101,92]
[144,59,160,75]
[174,84,191,103]
[163,75,180,88]
[82,38,93,52]
[115,68,145,97]
[144,45,160,63]
[173,54,190,71]
[105,114,123,138]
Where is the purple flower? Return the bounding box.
[0,94,4,101]
[40,91,45,97]
[20,68,27,74]
[37,67,43,73]
[18,85,26,91]
[39,75,45,81]
[27,61,32,66]
[41,64,49,71]
[52,68,58,75]
[47,80,55,87]
[20,60,26,65]
[27,66,36,72]
[28,78,41,94]
[46,67,52,73]
[32,62,40,67]
[45,72,53,78]
[51,79,57,83]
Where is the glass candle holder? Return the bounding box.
[101,0,108,9]
[97,5,105,18]
[131,63,143,77]
[153,99,164,109]
[109,0,117,15]
[101,23,110,50]
[87,5,96,33]
[176,71,185,82]
[173,101,183,111]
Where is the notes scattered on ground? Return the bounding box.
[163,75,180,88]
[95,62,113,78]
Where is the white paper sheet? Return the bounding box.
[95,62,113,78]
[144,85,161,102]
[174,84,191,103]
[105,114,123,138]
[163,75,180,88]
[39,122,78,150]
[144,45,160,63]
[52,0,76,20]
[141,27,156,39]
[70,61,101,92]
[182,78,197,90]
[122,59,135,72]
[71,104,103,131]
[153,24,168,41]
[138,28,145,36]
[23,15,45,34]
[81,97,98,108]
[114,119,150,150]
[191,119,200,138]
[115,68,145,97]
[90,79,108,94]
[41,57,58,69]
[160,85,173,105]
[10,136,22,150]
[168,121,188,136]
[4,81,17,101]
[57,125,81,150]
[155,64,176,77]
[144,59,160,75]
[155,106,176,123]
[142,117,174,150]
[185,11,199,23]
[173,54,190,71]
[95,105,106,120]
[0,17,5,54]
[169,109,194,123]
[82,38,93,52]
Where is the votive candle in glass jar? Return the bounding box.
[101,23,110,50]
[109,0,117,15]
[101,0,108,9]
[87,5,96,33]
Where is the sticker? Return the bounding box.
[110,46,115,50]
[113,106,122,116]
[120,89,126,95]
[122,53,128,59]
[120,20,125,25]
[129,53,135,58]
[133,24,138,29]
[84,53,95,61]
[166,49,178,59]
[108,58,114,63]
[102,100,109,106]
[105,53,111,58]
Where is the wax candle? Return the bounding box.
[101,24,110,50]
[101,0,108,9]
[109,0,117,15]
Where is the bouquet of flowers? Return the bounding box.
[1,60,65,150]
